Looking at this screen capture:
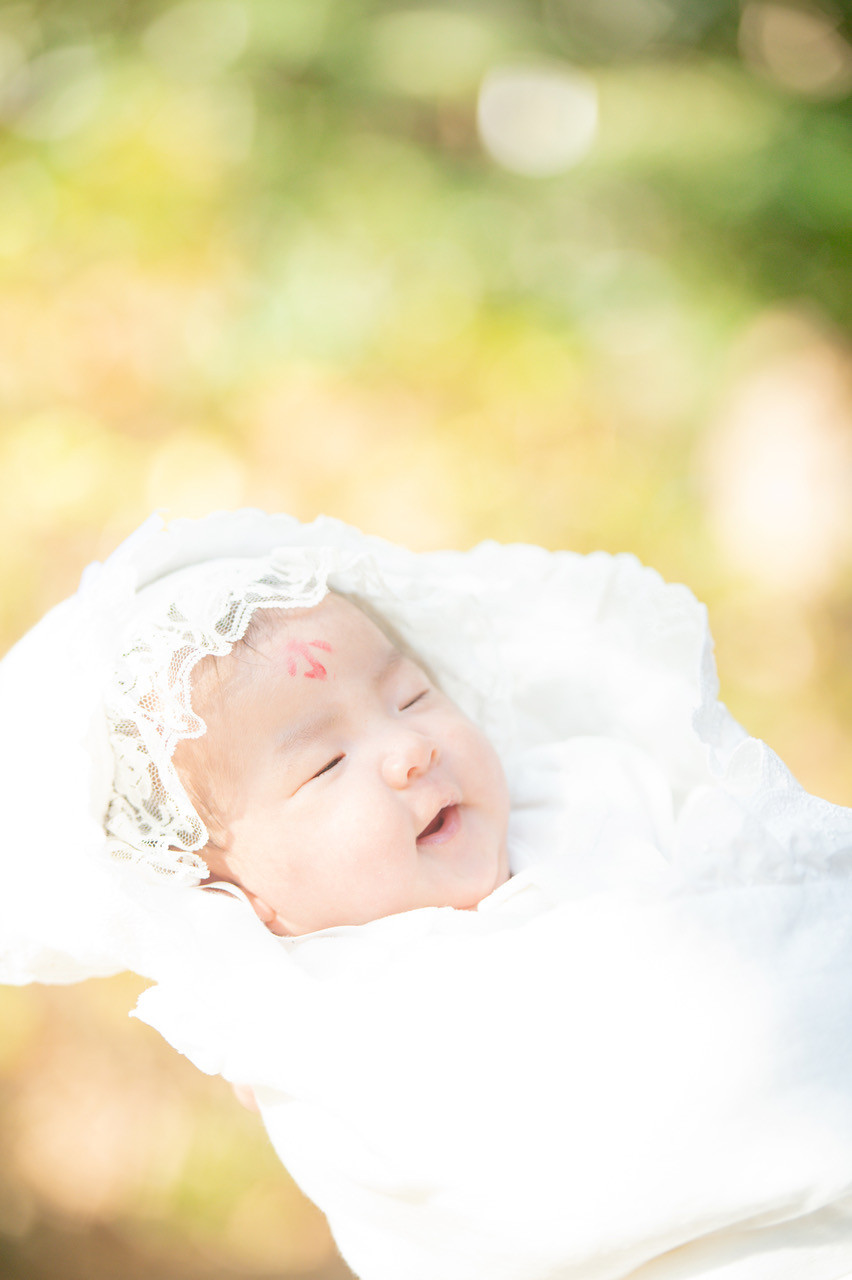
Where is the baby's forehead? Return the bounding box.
[193,592,401,703]
[239,592,389,664]
[242,592,351,646]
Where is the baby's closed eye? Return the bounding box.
[400,689,429,711]
[310,755,344,780]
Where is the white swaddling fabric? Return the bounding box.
[3,510,852,1280]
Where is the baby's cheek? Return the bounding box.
[463,725,507,793]
[480,737,510,809]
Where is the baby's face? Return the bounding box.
[183,594,510,935]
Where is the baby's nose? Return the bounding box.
[381,730,438,788]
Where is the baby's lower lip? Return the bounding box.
[417,804,461,846]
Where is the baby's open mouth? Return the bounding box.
[417,804,460,845]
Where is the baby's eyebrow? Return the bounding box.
[377,647,406,680]
[276,709,339,755]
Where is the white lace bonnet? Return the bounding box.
[0,510,511,984]
[103,545,334,887]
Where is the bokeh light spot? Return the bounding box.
[0,29,26,95]
[702,312,852,597]
[739,2,852,98]
[372,9,497,99]
[0,158,56,258]
[545,0,676,57]
[247,0,333,64]
[143,0,250,82]
[7,44,103,140]
[477,64,598,176]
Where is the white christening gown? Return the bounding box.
[2,511,852,1280]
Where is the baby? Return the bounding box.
[172,592,511,935]
[8,510,852,1280]
[101,537,515,938]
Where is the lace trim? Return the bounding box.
[104,547,333,885]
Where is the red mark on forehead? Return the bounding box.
[284,638,332,680]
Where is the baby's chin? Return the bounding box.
[442,850,511,913]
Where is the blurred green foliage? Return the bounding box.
[2,0,852,1275]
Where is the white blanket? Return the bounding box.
[3,511,852,1279]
